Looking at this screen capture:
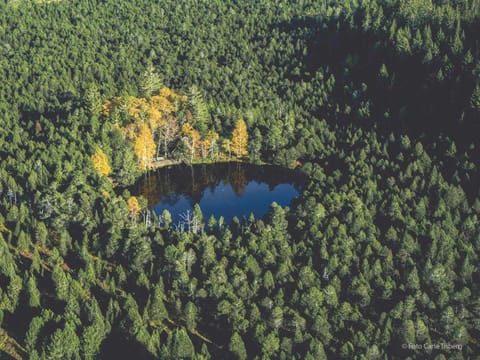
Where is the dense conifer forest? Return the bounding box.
[1,0,480,359]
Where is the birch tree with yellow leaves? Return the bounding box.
[181,123,200,163]
[133,123,156,170]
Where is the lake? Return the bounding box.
[134,162,307,225]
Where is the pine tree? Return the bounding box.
[27,275,41,308]
[25,317,44,353]
[396,27,412,55]
[470,84,480,111]
[229,332,247,360]
[170,329,195,359]
[148,282,168,322]
[188,85,209,137]
[184,302,197,331]
[85,83,102,116]
[140,64,162,98]
[81,325,103,360]
[51,266,69,301]
[110,129,139,186]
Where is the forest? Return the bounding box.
[0,0,480,359]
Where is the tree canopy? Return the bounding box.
[0,0,479,359]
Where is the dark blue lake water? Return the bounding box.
[135,162,307,225]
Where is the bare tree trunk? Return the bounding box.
[164,136,168,158]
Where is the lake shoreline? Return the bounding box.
[150,157,269,170]
[134,161,308,225]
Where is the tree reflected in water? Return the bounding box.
[132,162,307,224]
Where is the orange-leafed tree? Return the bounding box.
[91,147,112,176]
[127,196,141,221]
[231,118,249,158]
[134,122,156,170]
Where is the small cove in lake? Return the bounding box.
[133,162,308,225]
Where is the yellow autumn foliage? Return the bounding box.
[134,122,156,170]
[159,86,187,103]
[231,118,249,158]
[200,130,220,158]
[182,123,201,158]
[150,94,175,114]
[127,97,149,121]
[146,104,163,130]
[127,196,141,220]
[91,148,112,176]
[101,96,123,117]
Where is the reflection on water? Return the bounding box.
[133,162,307,224]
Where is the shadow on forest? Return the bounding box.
[270,15,480,200]
[99,331,157,360]
[272,15,479,146]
